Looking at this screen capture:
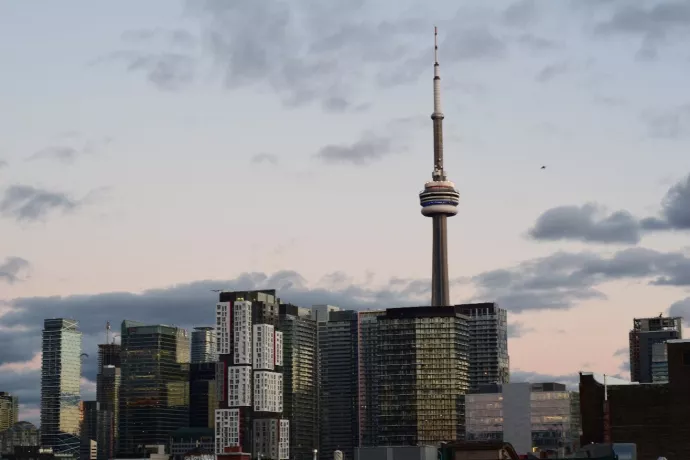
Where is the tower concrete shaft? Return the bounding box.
[419,27,459,307]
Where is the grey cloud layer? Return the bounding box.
[26,137,112,164]
[529,173,690,244]
[0,185,80,222]
[0,257,30,284]
[473,247,690,312]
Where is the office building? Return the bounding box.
[80,401,98,460]
[377,306,470,446]
[0,422,40,454]
[0,393,19,431]
[456,303,510,391]
[215,290,288,460]
[96,344,120,460]
[317,309,358,460]
[41,318,82,457]
[191,327,217,364]
[118,321,190,457]
[190,362,217,428]
[580,339,690,459]
[629,315,682,383]
[169,427,214,460]
[279,304,318,460]
[357,310,385,447]
[651,341,669,383]
[465,383,580,456]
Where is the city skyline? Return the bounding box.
[2,0,690,426]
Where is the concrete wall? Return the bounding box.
[502,383,531,455]
[355,446,437,460]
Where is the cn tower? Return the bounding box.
[419,27,460,307]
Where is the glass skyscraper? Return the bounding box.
[191,327,217,364]
[0,392,19,431]
[118,320,190,457]
[41,318,82,457]
[96,344,121,460]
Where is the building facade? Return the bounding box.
[465,383,580,457]
[317,309,359,460]
[80,401,99,460]
[580,339,690,460]
[96,344,120,460]
[41,318,82,457]
[456,303,509,391]
[190,362,217,429]
[279,304,318,460]
[0,392,19,431]
[629,315,682,383]
[118,321,190,457]
[215,290,288,460]
[377,306,470,446]
[191,327,217,364]
[357,310,385,448]
[0,422,40,454]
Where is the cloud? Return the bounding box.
[0,159,7,169]
[667,297,690,323]
[443,27,506,62]
[508,321,535,338]
[0,257,30,284]
[121,28,197,48]
[640,105,690,139]
[529,173,690,244]
[26,137,112,164]
[613,347,628,357]
[510,369,579,389]
[315,133,394,166]
[472,247,690,311]
[516,33,559,51]
[529,204,643,244]
[503,0,539,28]
[594,2,690,58]
[93,51,196,91]
[535,62,569,82]
[251,152,279,165]
[0,185,80,222]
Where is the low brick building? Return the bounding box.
[579,339,690,460]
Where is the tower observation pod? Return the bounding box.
[419,27,459,307]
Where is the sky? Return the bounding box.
[1,0,690,425]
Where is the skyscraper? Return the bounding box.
[96,344,120,460]
[357,310,385,448]
[418,27,460,307]
[0,392,18,431]
[279,304,318,460]
[80,401,99,460]
[191,327,217,364]
[376,306,470,446]
[41,318,82,457]
[629,315,682,383]
[215,290,288,460]
[118,321,190,457]
[456,303,510,391]
[189,362,217,428]
[317,309,359,460]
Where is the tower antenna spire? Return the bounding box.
[419,25,460,307]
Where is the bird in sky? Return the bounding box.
[540,165,546,170]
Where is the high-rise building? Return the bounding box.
[41,318,82,457]
[376,306,470,446]
[418,27,460,307]
[96,344,120,460]
[0,392,18,431]
[118,321,190,457]
[279,304,318,460]
[190,362,217,428]
[215,290,288,460]
[357,310,385,448]
[0,421,40,454]
[465,383,581,457]
[317,309,359,460]
[192,327,217,364]
[629,316,682,383]
[456,303,510,391]
[80,401,99,460]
